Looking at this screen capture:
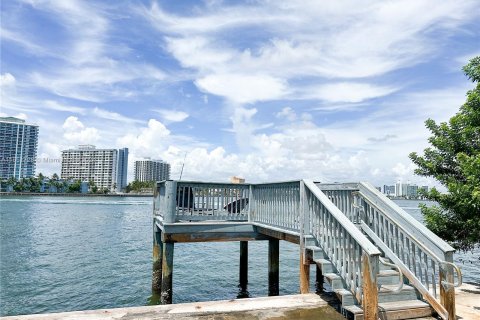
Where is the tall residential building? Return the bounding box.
[61,145,128,191]
[116,148,129,192]
[0,117,39,179]
[134,159,170,182]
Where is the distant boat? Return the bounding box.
[224,198,249,214]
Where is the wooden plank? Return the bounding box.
[161,222,257,234]
[255,225,300,244]
[162,232,270,243]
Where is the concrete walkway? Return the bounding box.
[2,284,479,320]
[1,294,345,320]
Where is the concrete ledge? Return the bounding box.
[0,294,345,320]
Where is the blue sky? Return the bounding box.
[1,0,479,185]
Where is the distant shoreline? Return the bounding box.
[0,192,153,197]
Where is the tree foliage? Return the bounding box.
[409,56,480,251]
[126,180,154,193]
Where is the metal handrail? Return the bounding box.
[378,257,404,293]
[440,261,463,288]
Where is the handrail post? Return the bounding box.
[164,180,177,223]
[440,251,456,320]
[299,180,310,293]
[362,253,379,320]
[248,184,254,222]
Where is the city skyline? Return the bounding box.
[1,1,479,186]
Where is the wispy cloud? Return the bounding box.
[92,107,143,124]
[152,109,189,123]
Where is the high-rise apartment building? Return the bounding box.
[0,117,39,179]
[116,148,128,192]
[61,145,128,191]
[134,159,170,182]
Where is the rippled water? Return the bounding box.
[0,196,478,316]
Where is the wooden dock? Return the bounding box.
[150,180,464,320]
[2,179,469,320]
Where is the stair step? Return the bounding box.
[343,300,432,320]
[313,258,335,273]
[304,245,327,259]
[325,270,402,290]
[304,235,317,247]
[335,284,418,307]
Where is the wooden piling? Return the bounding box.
[161,242,174,304]
[152,224,163,293]
[239,241,248,294]
[362,253,379,320]
[299,250,310,294]
[268,239,279,296]
[315,264,323,293]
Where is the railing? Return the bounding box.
[318,182,462,320]
[155,180,250,222]
[303,180,381,314]
[251,181,301,231]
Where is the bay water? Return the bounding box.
[0,196,478,316]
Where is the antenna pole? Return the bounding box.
[179,152,187,180]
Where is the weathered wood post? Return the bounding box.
[239,241,248,294]
[315,264,323,293]
[160,241,174,304]
[440,252,456,320]
[268,238,279,296]
[152,183,163,294]
[362,253,379,320]
[299,181,310,294]
[152,223,163,293]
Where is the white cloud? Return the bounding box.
[92,107,142,123]
[62,116,99,144]
[0,73,16,86]
[301,82,398,103]
[44,100,86,114]
[153,109,189,123]
[196,73,287,104]
[117,119,171,157]
[276,107,297,121]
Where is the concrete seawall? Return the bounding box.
[2,283,479,320]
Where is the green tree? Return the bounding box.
[67,180,82,193]
[125,180,154,193]
[409,56,480,251]
[88,179,98,193]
